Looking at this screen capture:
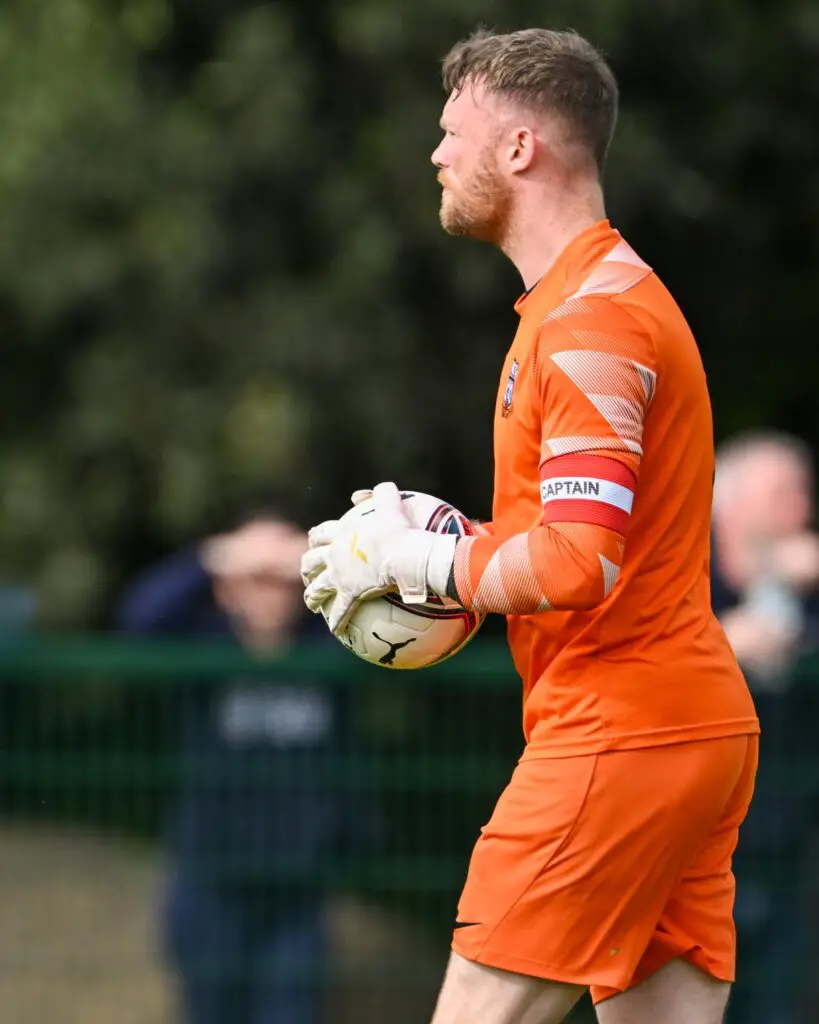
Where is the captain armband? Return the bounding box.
[539,454,635,534]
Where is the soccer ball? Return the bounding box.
[321,491,485,669]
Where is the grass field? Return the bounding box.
[0,824,445,1024]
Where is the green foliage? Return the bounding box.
[1,0,818,623]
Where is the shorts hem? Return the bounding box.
[453,942,629,992]
[590,947,735,1006]
[453,943,735,1001]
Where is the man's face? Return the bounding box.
[741,449,813,539]
[215,572,302,646]
[431,81,513,244]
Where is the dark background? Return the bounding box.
[2,0,817,627]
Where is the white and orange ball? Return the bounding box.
[322,491,484,669]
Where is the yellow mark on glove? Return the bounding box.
[350,533,369,563]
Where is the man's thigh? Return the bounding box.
[431,952,584,1024]
[595,959,730,1024]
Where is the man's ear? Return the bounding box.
[506,126,537,174]
[212,576,236,614]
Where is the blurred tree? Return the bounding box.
[0,0,817,623]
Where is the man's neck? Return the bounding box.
[238,628,295,655]
[501,182,606,291]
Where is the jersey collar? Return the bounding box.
[513,219,619,317]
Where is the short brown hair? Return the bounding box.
[442,28,619,174]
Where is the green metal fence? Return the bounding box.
[0,634,816,1024]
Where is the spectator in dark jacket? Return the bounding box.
[117,511,375,1024]
[712,432,819,1024]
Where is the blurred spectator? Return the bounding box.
[116,508,375,1024]
[712,431,819,1024]
[712,431,819,679]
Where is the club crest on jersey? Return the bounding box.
[501,359,519,418]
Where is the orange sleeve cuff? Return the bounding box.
[452,522,624,616]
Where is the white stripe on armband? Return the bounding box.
[539,477,634,513]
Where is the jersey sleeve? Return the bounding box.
[449,297,658,615]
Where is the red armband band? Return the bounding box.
[539,454,636,533]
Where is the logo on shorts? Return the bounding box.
[501,359,519,418]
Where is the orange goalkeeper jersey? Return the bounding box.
[452,220,758,756]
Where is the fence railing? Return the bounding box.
[0,633,815,1024]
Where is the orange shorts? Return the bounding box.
[452,734,758,1004]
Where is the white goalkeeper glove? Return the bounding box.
[300,482,458,635]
